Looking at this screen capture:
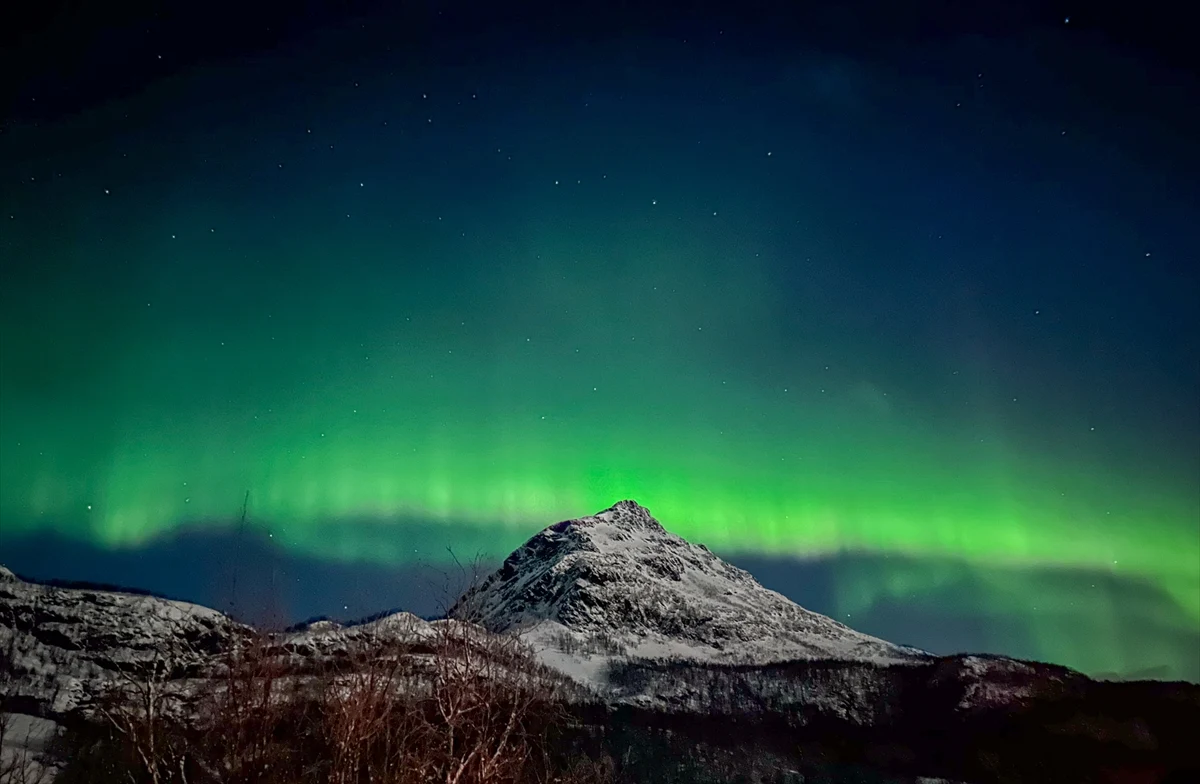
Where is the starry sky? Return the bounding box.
[1,0,1197,681]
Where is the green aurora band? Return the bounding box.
[2,231,1196,636]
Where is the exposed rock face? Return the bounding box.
[0,570,247,717]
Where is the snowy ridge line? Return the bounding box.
[452,500,929,692]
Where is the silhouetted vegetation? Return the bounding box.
[48,620,615,784]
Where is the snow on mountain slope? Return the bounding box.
[0,566,563,726]
[938,654,1084,712]
[276,611,495,662]
[0,566,247,717]
[451,500,929,689]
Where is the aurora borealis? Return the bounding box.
[1,1,1197,681]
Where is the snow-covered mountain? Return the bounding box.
[451,500,928,689]
[0,564,247,717]
[0,566,548,722]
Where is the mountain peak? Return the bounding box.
[452,502,925,681]
[547,499,662,536]
[603,498,655,519]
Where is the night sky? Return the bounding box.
[1,0,1197,681]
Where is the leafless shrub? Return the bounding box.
[194,632,305,784]
[93,653,192,784]
[545,629,625,659]
[0,713,56,784]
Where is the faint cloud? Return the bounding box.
[849,380,892,415]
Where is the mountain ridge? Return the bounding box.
[451,500,927,691]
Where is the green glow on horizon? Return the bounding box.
[3,334,1197,627]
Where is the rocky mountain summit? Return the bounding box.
[452,500,924,688]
